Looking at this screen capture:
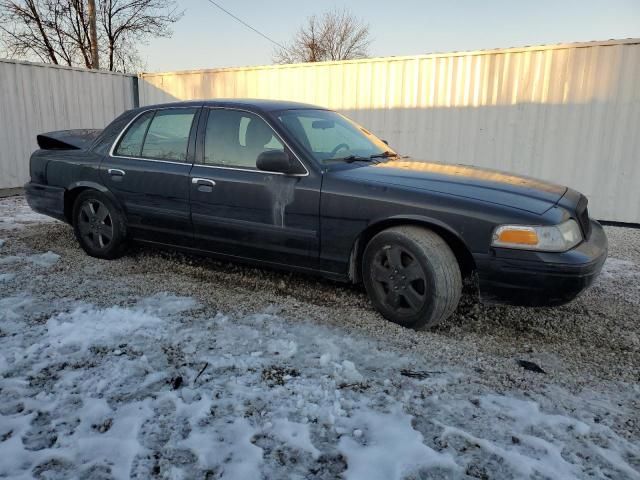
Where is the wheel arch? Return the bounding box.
[64,181,123,223]
[349,215,476,283]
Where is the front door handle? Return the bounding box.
[192,177,216,192]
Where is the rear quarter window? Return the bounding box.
[114,111,154,157]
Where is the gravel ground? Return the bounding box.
[1,195,639,479]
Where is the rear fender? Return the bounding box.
[67,180,110,194]
[64,181,126,223]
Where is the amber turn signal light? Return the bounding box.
[496,228,539,245]
[491,220,583,252]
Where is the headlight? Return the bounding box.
[491,219,582,252]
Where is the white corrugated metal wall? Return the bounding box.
[0,59,136,189]
[140,39,640,223]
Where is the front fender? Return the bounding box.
[367,214,467,246]
[348,214,474,283]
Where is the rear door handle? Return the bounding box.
[108,168,125,182]
[192,178,216,186]
[192,177,216,192]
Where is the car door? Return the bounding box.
[189,107,321,268]
[101,106,200,245]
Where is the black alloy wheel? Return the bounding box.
[77,199,114,250]
[362,226,462,329]
[72,190,127,259]
[370,244,428,315]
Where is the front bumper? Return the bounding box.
[475,220,608,307]
[24,182,67,222]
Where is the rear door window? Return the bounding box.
[141,109,197,161]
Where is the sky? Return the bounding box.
[138,0,640,73]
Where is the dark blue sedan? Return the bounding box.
[26,99,607,328]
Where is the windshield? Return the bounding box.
[276,109,395,163]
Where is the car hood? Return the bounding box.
[339,159,567,214]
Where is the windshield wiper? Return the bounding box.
[332,155,370,163]
[331,151,398,163]
[369,151,399,160]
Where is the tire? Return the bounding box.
[72,190,128,259]
[362,225,462,329]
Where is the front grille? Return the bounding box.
[576,196,591,239]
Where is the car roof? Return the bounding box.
[138,98,326,113]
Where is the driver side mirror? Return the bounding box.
[256,150,305,175]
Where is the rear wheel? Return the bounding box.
[362,225,462,329]
[72,190,127,259]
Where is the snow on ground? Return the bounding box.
[1,196,639,479]
[600,258,640,305]
[1,292,638,480]
[0,196,57,233]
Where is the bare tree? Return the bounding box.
[99,0,181,71]
[0,1,67,64]
[87,0,98,67]
[273,8,371,64]
[0,0,182,71]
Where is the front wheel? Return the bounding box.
[72,190,127,259]
[362,226,462,329]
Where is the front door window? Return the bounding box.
[203,109,284,169]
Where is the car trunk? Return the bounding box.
[37,129,103,150]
